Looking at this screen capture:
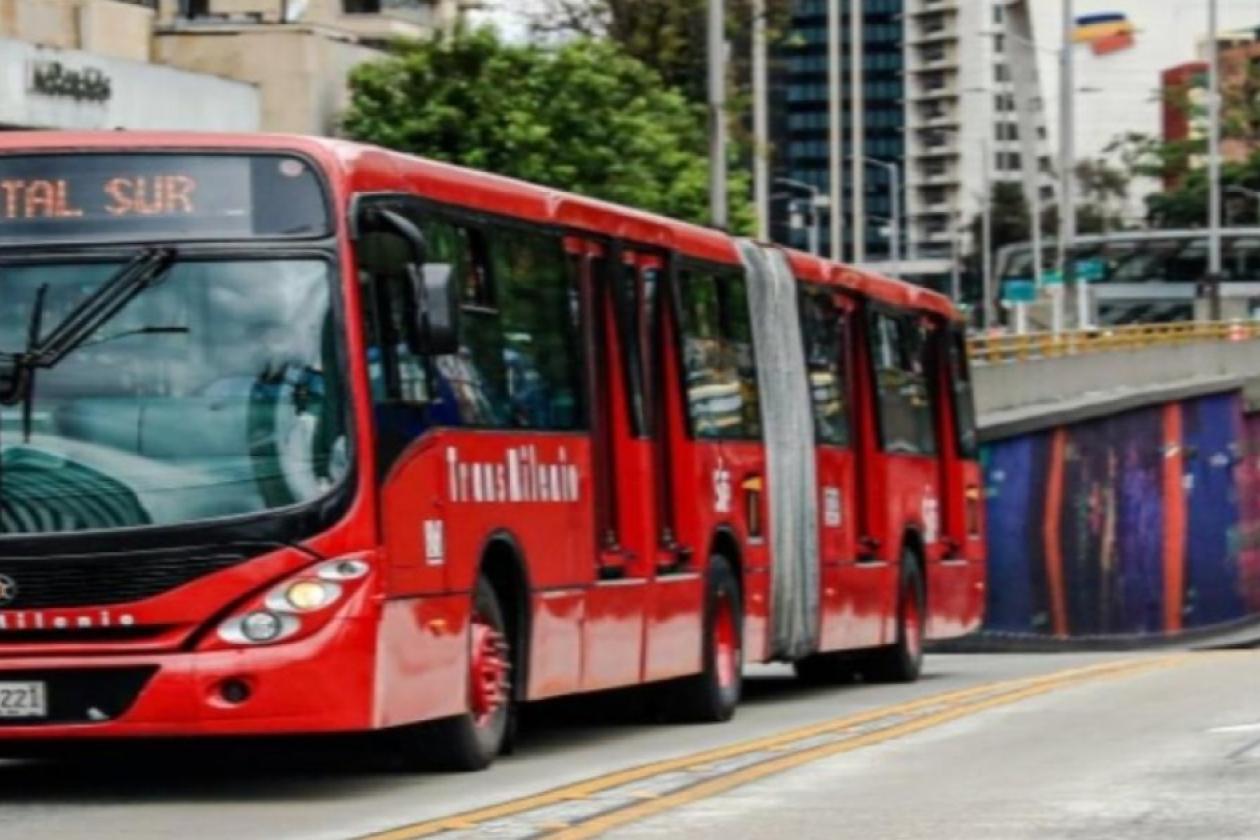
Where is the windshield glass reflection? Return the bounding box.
[0,258,349,536]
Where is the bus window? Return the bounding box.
[486,226,585,431]
[722,270,762,439]
[798,287,850,446]
[947,328,979,459]
[677,269,761,439]
[869,310,935,456]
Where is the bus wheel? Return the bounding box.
[674,556,743,723]
[407,577,513,772]
[863,555,925,684]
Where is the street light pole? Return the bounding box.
[708,0,728,230]
[752,0,770,240]
[982,137,994,330]
[828,0,844,261]
[889,164,901,276]
[960,85,995,329]
[1208,0,1224,320]
[1060,0,1083,328]
[775,177,824,256]
[850,0,866,263]
[950,216,962,306]
[851,156,902,276]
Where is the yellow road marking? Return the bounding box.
[550,656,1189,839]
[363,656,1187,840]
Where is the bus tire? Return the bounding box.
[401,576,514,772]
[862,554,925,684]
[672,556,743,723]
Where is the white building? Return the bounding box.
[905,0,1260,258]
[0,36,259,131]
[904,0,1015,257]
[1012,0,1260,224]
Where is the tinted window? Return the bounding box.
[677,269,761,439]
[357,213,586,460]
[613,263,649,436]
[870,311,936,456]
[799,287,850,446]
[948,328,979,458]
[489,227,584,430]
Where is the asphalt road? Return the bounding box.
[1,649,1255,839]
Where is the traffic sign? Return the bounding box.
[1075,258,1106,282]
[1002,278,1037,303]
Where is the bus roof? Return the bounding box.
[784,248,958,320]
[0,131,958,319]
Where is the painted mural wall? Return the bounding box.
[982,391,1260,639]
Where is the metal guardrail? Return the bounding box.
[967,321,1260,365]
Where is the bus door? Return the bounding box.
[928,323,986,637]
[863,307,943,645]
[569,241,669,690]
[798,287,867,651]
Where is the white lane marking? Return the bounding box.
[1209,722,1260,734]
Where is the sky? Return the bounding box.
[466,1,543,42]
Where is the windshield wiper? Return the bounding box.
[0,247,178,441]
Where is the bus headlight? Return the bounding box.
[209,552,374,649]
[274,580,341,613]
[218,610,299,646]
[242,610,285,642]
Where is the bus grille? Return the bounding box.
[0,548,250,609]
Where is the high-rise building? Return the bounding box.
[1006,0,1260,225]
[773,0,907,262]
[775,0,1260,282]
[902,0,1046,261]
[773,0,1052,272]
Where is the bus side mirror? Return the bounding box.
[368,207,461,357]
[408,262,460,356]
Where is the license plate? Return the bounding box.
[0,682,47,718]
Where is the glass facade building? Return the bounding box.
[773,0,905,261]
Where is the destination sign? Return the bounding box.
[0,154,328,244]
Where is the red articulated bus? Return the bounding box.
[0,133,984,769]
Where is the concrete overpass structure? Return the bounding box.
[967,322,1260,645]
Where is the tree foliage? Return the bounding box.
[342,28,752,231]
[526,0,791,105]
[1147,150,1260,228]
[966,173,1130,266]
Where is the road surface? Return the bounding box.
[1,649,1257,839]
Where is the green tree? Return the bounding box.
[1143,58,1260,190]
[342,28,753,231]
[968,182,1032,263]
[526,0,791,105]
[966,177,1123,269]
[1073,157,1130,231]
[1147,150,1260,228]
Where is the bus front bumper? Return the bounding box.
[0,616,378,740]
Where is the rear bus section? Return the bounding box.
[0,133,984,768]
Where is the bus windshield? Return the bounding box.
[0,257,350,536]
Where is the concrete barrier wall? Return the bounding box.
[973,339,1260,418]
[979,390,1260,641]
